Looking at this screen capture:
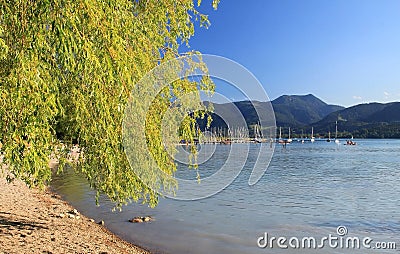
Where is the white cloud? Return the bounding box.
[352,95,362,100]
[384,91,390,96]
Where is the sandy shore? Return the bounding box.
[0,175,151,254]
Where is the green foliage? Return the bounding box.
[0,0,217,208]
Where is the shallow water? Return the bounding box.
[51,140,400,253]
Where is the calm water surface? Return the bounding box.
[51,140,400,253]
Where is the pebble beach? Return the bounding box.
[0,175,150,254]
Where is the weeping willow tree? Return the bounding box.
[0,0,219,207]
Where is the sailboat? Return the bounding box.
[278,127,284,144]
[327,131,331,142]
[335,121,340,144]
[287,127,293,143]
[254,123,262,143]
[310,127,315,143]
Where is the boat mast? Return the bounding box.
[288,127,292,142]
[335,121,340,144]
[311,127,315,143]
[335,121,338,139]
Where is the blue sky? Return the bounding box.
[182,0,400,107]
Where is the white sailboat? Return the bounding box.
[254,123,262,143]
[287,127,292,143]
[278,127,284,144]
[335,121,340,144]
[310,127,315,143]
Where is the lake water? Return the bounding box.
[51,140,400,253]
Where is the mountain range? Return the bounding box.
[201,94,400,138]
